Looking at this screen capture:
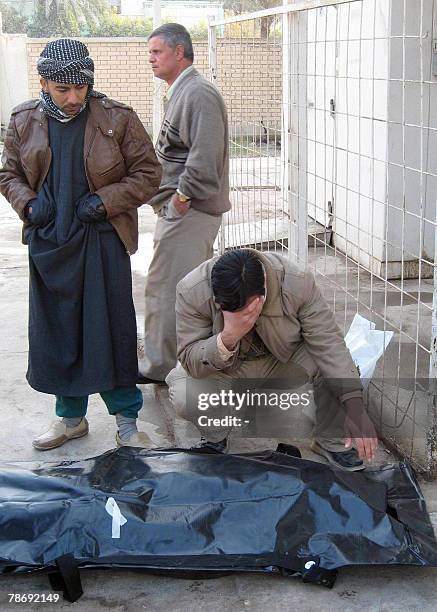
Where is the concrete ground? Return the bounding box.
[1,197,437,611]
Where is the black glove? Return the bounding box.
[26,188,56,227]
[76,193,106,223]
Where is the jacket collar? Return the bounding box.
[86,97,113,135]
[247,248,283,317]
[166,65,196,100]
[28,97,112,134]
[29,100,46,122]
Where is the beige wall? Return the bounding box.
[26,38,281,132]
[216,40,282,135]
[27,38,154,127]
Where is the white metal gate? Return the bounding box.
[209,0,437,475]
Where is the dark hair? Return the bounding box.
[148,23,194,62]
[211,250,265,312]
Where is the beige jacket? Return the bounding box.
[175,250,362,402]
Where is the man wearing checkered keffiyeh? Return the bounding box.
[0,38,162,452]
[37,38,105,122]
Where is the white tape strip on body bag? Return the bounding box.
[105,497,127,539]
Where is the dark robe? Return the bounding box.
[25,110,138,396]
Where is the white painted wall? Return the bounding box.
[121,0,224,27]
[306,0,436,276]
[386,0,436,266]
[306,0,390,273]
[0,32,29,129]
[333,0,390,270]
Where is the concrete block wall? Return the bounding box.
[216,40,282,133]
[26,38,282,132]
[27,38,154,128]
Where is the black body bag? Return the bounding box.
[1,445,436,602]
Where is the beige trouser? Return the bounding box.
[166,343,347,452]
[142,202,222,381]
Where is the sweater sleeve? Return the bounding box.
[177,89,226,201]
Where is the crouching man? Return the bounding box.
[166,249,378,471]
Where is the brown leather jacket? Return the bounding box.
[0,96,162,254]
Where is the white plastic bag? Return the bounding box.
[344,314,394,386]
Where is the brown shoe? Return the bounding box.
[32,418,89,450]
[115,431,154,449]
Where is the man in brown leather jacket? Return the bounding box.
[0,39,161,450]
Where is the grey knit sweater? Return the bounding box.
[147,68,231,215]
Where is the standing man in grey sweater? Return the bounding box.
[139,23,231,384]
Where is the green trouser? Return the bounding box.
[55,386,143,419]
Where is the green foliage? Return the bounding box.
[87,12,153,37]
[1,1,153,38]
[25,0,46,37]
[0,1,30,34]
[187,21,208,41]
[223,0,281,37]
[0,1,208,39]
[160,17,208,41]
[46,0,69,37]
[19,0,109,37]
[224,0,282,13]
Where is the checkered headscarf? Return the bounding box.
[37,39,105,122]
[38,38,95,85]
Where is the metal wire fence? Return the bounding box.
[209,0,437,475]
